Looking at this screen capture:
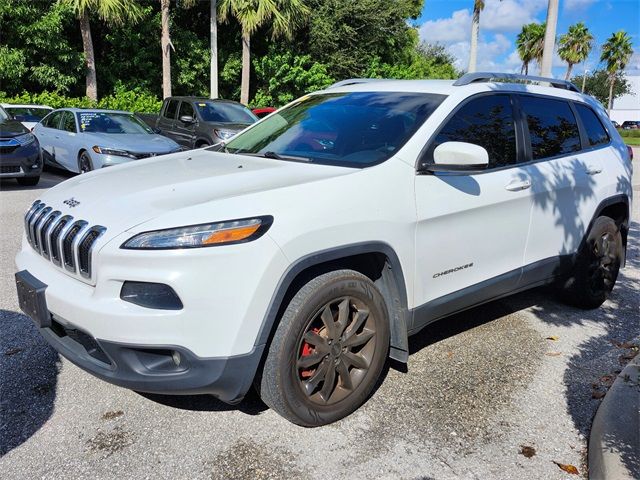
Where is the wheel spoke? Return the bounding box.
[343,328,375,348]
[320,305,338,339]
[303,331,329,354]
[344,308,369,340]
[297,352,325,369]
[319,363,336,402]
[303,361,328,396]
[336,360,353,390]
[343,351,369,370]
[336,298,350,336]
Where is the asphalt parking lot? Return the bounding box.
[1,160,638,480]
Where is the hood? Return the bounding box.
[83,133,179,153]
[38,149,353,244]
[0,119,29,138]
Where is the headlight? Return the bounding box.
[92,146,137,159]
[121,216,273,249]
[15,133,36,146]
[214,128,236,141]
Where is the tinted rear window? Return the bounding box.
[575,103,609,147]
[519,96,581,160]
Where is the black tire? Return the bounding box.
[78,151,93,174]
[259,270,390,427]
[17,176,39,186]
[563,216,623,309]
[196,141,210,148]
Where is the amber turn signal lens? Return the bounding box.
[203,224,261,244]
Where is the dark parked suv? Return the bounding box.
[156,97,258,149]
[0,106,42,186]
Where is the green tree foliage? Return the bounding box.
[516,22,546,75]
[557,22,593,80]
[571,70,631,108]
[600,30,634,111]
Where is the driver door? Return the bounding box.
[413,93,532,322]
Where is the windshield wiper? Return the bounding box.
[242,151,312,163]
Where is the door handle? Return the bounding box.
[585,166,602,175]
[505,179,531,191]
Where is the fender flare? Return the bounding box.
[253,242,411,362]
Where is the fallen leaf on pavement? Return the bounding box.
[546,336,559,341]
[4,347,23,356]
[545,351,562,356]
[592,390,606,399]
[553,462,579,475]
[520,445,536,458]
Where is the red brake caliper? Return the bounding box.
[300,328,321,378]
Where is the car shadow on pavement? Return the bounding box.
[138,387,268,416]
[0,309,59,456]
[0,166,74,192]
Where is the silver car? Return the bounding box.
[34,108,181,173]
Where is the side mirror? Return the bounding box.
[179,115,195,124]
[426,141,489,172]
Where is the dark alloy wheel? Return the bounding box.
[563,215,623,309]
[259,270,389,426]
[78,152,93,174]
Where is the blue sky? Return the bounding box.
[415,0,640,78]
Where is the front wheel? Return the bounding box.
[259,270,389,426]
[78,151,93,174]
[562,216,623,309]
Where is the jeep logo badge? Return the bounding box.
[63,197,80,208]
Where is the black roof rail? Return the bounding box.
[453,72,581,92]
[327,78,390,89]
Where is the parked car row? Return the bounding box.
[0,97,274,186]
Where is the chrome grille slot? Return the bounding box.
[63,221,87,272]
[22,202,106,281]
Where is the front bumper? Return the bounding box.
[17,269,264,402]
[0,141,42,178]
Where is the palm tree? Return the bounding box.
[468,0,484,73]
[160,0,195,99]
[539,0,559,77]
[61,0,141,101]
[601,30,633,113]
[558,22,593,80]
[210,0,218,99]
[516,23,546,75]
[219,0,309,105]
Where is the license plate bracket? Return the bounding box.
[15,270,51,328]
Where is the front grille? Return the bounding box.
[0,165,20,173]
[24,201,106,280]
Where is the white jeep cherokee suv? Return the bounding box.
[15,73,633,426]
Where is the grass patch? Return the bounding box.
[623,136,640,146]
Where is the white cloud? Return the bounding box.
[418,9,471,44]
[480,0,547,32]
[446,34,522,73]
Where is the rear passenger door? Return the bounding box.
[54,111,79,171]
[157,99,179,141]
[517,95,609,274]
[36,111,64,163]
[414,94,533,313]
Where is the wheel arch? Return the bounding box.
[254,242,411,363]
[588,194,630,253]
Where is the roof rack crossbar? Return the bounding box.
[453,72,580,92]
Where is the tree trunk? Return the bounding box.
[468,8,480,73]
[161,0,172,99]
[240,32,250,105]
[564,63,573,81]
[210,0,218,99]
[608,76,615,115]
[79,11,97,101]
[539,0,558,77]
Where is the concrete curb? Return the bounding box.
[588,355,639,480]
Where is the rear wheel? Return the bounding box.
[17,176,39,186]
[563,216,623,309]
[259,270,389,426]
[78,151,93,174]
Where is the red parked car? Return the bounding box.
[252,107,276,119]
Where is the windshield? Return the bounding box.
[223,92,445,168]
[6,107,52,122]
[77,112,153,134]
[195,101,258,124]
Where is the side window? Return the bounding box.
[43,111,63,129]
[519,96,581,160]
[163,100,178,119]
[60,112,76,133]
[575,103,610,147]
[432,94,517,168]
[178,101,195,119]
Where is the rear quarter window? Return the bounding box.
[163,100,179,119]
[575,103,610,147]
